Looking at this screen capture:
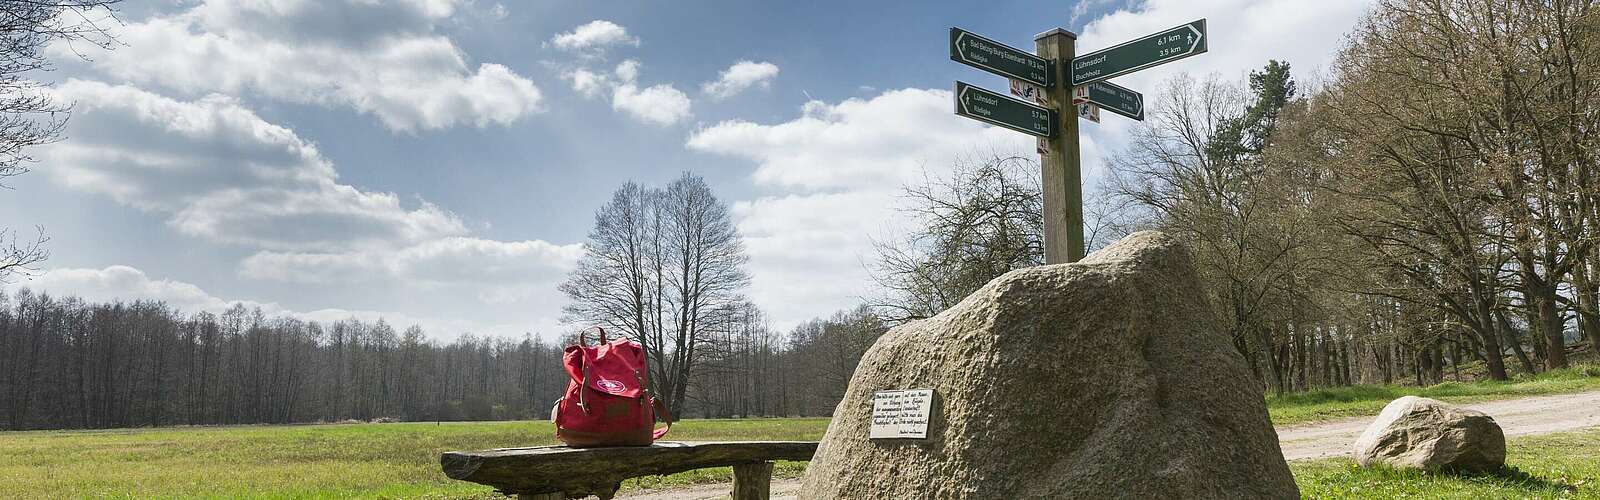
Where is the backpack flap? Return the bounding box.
[562,337,647,400]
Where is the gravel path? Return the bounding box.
[621,390,1600,499]
[1275,389,1600,461]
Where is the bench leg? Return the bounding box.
[731,461,775,500]
[518,493,563,500]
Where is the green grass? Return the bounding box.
[2,364,1596,498]
[8,418,1597,499]
[1291,427,1600,498]
[1268,363,1600,426]
[0,418,828,499]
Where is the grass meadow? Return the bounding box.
[0,418,828,499]
[1293,428,1600,498]
[3,365,1597,498]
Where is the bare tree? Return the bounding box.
[658,173,749,414]
[870,154,1043,321]
[0,0,122,282]
[1106,68,1331,393]
[560,173,749,416]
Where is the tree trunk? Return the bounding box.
[1293,322,1307,391]
[1525,303,1548,364]
[1375,341,1392,385]
[1496,310,1537,376]
[1450,338,1461,381]
[1574,266,1600,353]
[1534,284,1568,370]
[1474,301,1509,381]
[1260,325,1285,396]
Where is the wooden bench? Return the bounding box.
[440,441,819,500]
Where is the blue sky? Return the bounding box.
[3,0,1373,340]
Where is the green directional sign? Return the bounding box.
[1078,80,1144,121]
[1070,19,1207,86]
[950,27,1052,87]
[954,81,1054,138]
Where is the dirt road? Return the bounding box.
[622,390,1600,499]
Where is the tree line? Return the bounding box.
[0,287,886,430]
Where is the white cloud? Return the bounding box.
[239,237,583,304]
[1071,0,1372,176]
[730,191,897,325]
[19,265,557,339]
[35,80,583,339]
[613,82,693,126]
[560,59,692,126]
[25,265,280,315]
[1077,0,1367,89]
[689,89,1024,190]
[1070,0,1130,26]
[688,89,1029,328]
[549,20,638,53]
[701,61,779,100]
[614,59,641,83]
[71,0,543,132]
[564,68,609,98]
[42,80,468,251]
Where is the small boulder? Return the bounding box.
[798,231,1298,499]
[1353,396,1505,472]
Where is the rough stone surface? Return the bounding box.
[798,231,1298,499]
[1353,396,1506,472]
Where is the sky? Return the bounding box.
[1,0,1375,341]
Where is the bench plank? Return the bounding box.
[441,441,817,498]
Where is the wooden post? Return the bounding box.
[1035,28,1084,263]
[731,461,774,500]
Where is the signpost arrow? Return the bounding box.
[954,81,1055,138]
[1075,80,1144,121]
[950,27,1052,87]
[1070,19,1206,86]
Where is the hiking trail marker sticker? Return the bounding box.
[870,389,934,439]
[1075,80,1144,121]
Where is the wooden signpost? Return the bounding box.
[950,20,1207,263]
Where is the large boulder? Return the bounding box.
[798,231,1298,499]
[1353,396,1505,472]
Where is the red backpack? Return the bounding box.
[553,327,671,447]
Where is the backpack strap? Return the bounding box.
[580,326,608,345]
[574,326,606,415]
[652,398,672,440]
[577,343,597,414]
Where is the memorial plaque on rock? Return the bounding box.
[869,389,933,439]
